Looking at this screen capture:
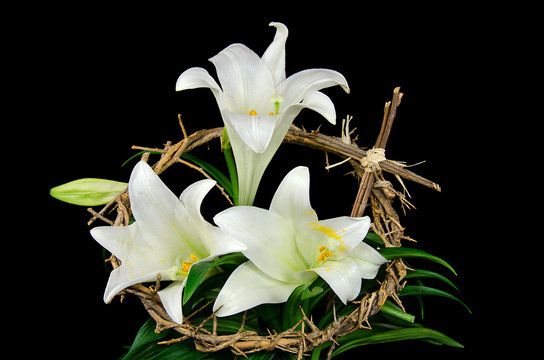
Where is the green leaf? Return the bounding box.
[364,231,384,247]
[282,280,325,330]
[183,253,247,305]
[222,140,239,205]
[331,327,463,357]
[119,318,233,360]
[50,178,127,206]
[404,269,460,292]
[379,300,415,323]
[121,150,163,167]
[378,247,457,276]
[399,285,471,314]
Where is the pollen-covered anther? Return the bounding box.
[249,109,258,116]
[181,261,194,274]
[317,248,333,262]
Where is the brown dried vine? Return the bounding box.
[88,87,440,358]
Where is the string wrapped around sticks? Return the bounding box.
[88,87,440,358]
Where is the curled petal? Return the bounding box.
[179,179,216,224]
[175,67,223,104]
[262,22,288,85]
[277,68,350,106]
[281,90,337,126]
[158,281,186,324]
[103,266,163,303]
[311,257,361,304]
[213,261,299,317]
[348,242,389,279]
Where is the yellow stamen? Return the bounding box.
[316,250,333,262]
[318,245,327,252]
[249,109,258,116]
[190,254,199,262]
[269,112,274,115]
[181,261,194,274]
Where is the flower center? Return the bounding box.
[310,222,347,265]
[248,94,284,116]
[175,253,200,276]
[317,246,333,262]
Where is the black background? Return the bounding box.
[13,2,517,358]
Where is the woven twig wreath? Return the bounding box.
[88,87,440,358]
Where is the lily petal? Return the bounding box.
[129,162,206,256]
[214,206,306,283]
[158,280,186,324]
[90,222,137,261]
[103,266,164,303]
[348,242,389,279]
[269,166,318,229]
[311,257,361,304]
[300,216,371,257]
[198,223,247,261]
[262,22,288,85]
[277,68,350,106]
[284,90,337,125]
[223,110,280,154]
[175,67,223,104]
[129,162,183,250]
[179,179,216,224]
[209,44,275,114]
[213,261,299,317]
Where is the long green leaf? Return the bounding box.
[183,253,247,305]
[121,150,163,167]
[399,285,471,313]
[405,269,460,291]
[120,318,234,360]
[379,247,457,275]
[379,300,415,323]
[331,327,463,357]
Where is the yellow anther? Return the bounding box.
[181,261,194,274]
[249,109,258,116]
[190,254,199,262]
[269,112,274,115]
[316,250,333,262]
[318,245,327,252]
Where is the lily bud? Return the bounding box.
[50,178,127,206]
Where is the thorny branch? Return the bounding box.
[89,88,438,357]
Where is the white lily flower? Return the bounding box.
[90,161,246,324]
[176,22,350,205]
[212,166,388,317]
